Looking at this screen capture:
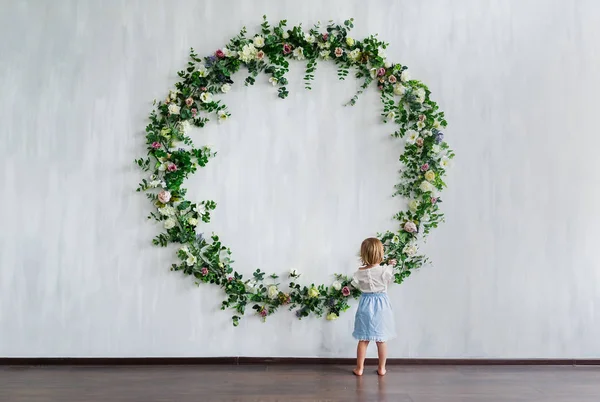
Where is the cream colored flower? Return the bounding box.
[419,181,434,193]
[332,281,342,291]
[403,243,418,257]
[386,111,396,121]
[349,49,361,62]
[433,119,441,129]
[417,120,425,130]
[159,206,176,216]
[197,64,208,77]
[186,255,197,266]
[253,35,265,48]
[239,43,257,62]
[440,156,451,169]
[188,217,198,226]
[200,92,212,103]
[168,104,181,115]
[406,130,419,144]
[319,50,330,60]
[346,37,355,46]
[393,83,406,96]
[268,285,279,299]
[408,200,420,212]
[308,287,319,298]
[217,110,228,122]
[425,170,436,182]
[164,218,176,229]
[326,313,338,321]
[400,70,411,82]
[269,77,278,86]
[221,84,231,93]
[293,47,305,60]
[282,31,290,39]
[305,34,315,43]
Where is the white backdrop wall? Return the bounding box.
[1,0,600,358]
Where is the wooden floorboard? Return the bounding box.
[1,364,599,401]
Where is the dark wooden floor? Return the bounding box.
[1,364,599,402]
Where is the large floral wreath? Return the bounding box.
[135,17,453,326]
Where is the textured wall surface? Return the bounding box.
[1,0,600,358]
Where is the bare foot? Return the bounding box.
[353,368,364,376]
[377,368,387,376]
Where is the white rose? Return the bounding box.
[269,77,278,86]
[268,285,279,299]
[253,36,265,48]
[221,84,231,93]
[197,64,208,77]
[400,70,411,82]
[168,104,181,115]
[332,281,342,291]
[164,218,176,229]
[186,255,197,266]
[403,243,418,257]
[393,83,406,96]
[200,92,212,103]
[293,47,305,60]
[188,217,198,226]
[305,34,315,43]
[406,130,419,144]
[419,181,434,193]
[157,189,171,203]
[282,31,290,39]
[386,111,396,121]
[408,200,420,212]
[384,60,392,68]
[415,88,426,103]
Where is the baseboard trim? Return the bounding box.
[1,357,599,366]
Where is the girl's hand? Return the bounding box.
[388,259,397,266]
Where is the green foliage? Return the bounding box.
[135,17,453,326]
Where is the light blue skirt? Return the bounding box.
[352,292,396,342]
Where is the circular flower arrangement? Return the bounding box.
[135,17,454,326]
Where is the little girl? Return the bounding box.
[351,237,397,376]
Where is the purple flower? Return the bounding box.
[151,142,161,149]
[206,55,217,67]
[435,132,444,144]
[295,309,305,318]
[377,67,386,77]
[327,298,335,307]
[260,309,268,317]
[421,163,429,172]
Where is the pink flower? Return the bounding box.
[201,267,209,276]
[157,190,171,204]
[334,47,344,57]
[185,97,193,107]
[342,286,351,297]
[283,44,292,54]
[200,86,207,92]
[256,50,265,60]
[421,163,429,172]
[227,276,234,282]
[260,309,268,317]
[388,75,397,83]
[404,221,418,233]
[215,49,225,59]
[191,108,198,117]
[151,142,161,149]
[419,114,426,122]
[431,197,438,205]
[167,163,178,172]
[377,68,386,77]
[322,33,329,41]
[378,85,383,91]
[416,138,424,147]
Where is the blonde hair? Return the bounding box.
[360,238,384,266]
